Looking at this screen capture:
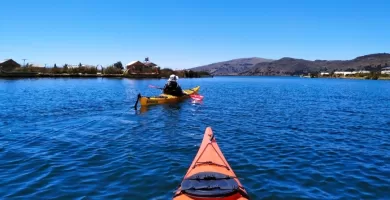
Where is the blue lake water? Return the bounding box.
[0,76,389,199]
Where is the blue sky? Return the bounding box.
[0,0,389,69]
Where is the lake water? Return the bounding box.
[0,77,389,199]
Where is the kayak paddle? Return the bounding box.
[134,93,141,110]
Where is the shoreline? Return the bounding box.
[213,74,390,80]
[0,73,213,79]
[315,76,390,80]
[1,73,388,80]
[0,73,155,79]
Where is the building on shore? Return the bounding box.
[319,72,330,76]
[333,70,371,77]
[0,59,21,73]
[334,71,355,76]
[126,60,159,74]
[381,67,390,74]
[66,64,96,68]
[144,61,157,68]
[126,61,146,72]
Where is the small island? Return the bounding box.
[0,58,212,79]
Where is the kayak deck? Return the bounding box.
[174,127,249,200]
[139,86,200,106]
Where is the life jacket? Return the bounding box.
[166,80,178,89]
[164,81,183,96]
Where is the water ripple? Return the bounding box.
[0,77,389,199]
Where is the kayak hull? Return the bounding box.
[174,127,249,200]
[140,86,200,106]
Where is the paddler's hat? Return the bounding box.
[169,74,178,81]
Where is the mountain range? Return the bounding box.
[190,53,390,76]
[190,57,273,75]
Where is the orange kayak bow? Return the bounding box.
[174,127,250,200]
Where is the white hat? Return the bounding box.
[168,74,178,81]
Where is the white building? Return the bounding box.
[334,71,356,76]
[334,70,370,76]
[381,67,390,74]
[320,72,330,76]
[356,70,370,74]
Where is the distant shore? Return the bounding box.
[0,72,214,79]
[4,72,389,80]
[208,74,390,80]
[0,73,155,79]
[301,75,390,80]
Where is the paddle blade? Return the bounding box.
[190,94,204,101]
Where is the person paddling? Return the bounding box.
[163,74,185,96]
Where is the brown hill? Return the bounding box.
[190,57,273,75]
[241,53,390,76]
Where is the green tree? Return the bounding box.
[63,64,68,73]
[104,66,122,74]
[113,61,123,69]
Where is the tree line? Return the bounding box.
[14,61,211,77]
[159,68,210,78]
[17,62,125,75]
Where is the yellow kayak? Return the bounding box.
[135,86,200,107]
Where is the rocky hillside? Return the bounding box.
[190,57,273,75]
[240,53,390,76]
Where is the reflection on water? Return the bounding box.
[139,106,149,114]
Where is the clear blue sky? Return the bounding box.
[0,0,389,69]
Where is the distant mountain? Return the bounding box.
[190,57,273,75]
[241,53,390,76]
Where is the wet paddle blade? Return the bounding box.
[190,94,204,101]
